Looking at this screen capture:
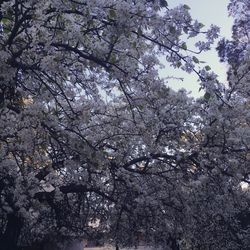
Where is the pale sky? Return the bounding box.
[160,0,234,97]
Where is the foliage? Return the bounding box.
[0,0,249,249]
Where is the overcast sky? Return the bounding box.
[160,0,234,97]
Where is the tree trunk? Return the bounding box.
[0,214,23,250]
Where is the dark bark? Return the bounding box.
[167,235,180,250]
[0,214,23,250]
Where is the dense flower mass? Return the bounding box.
[0,0,249,249]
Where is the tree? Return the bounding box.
[0,0,249,249]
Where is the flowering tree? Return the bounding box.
[185,0,250,248]
[0,0,249,249]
